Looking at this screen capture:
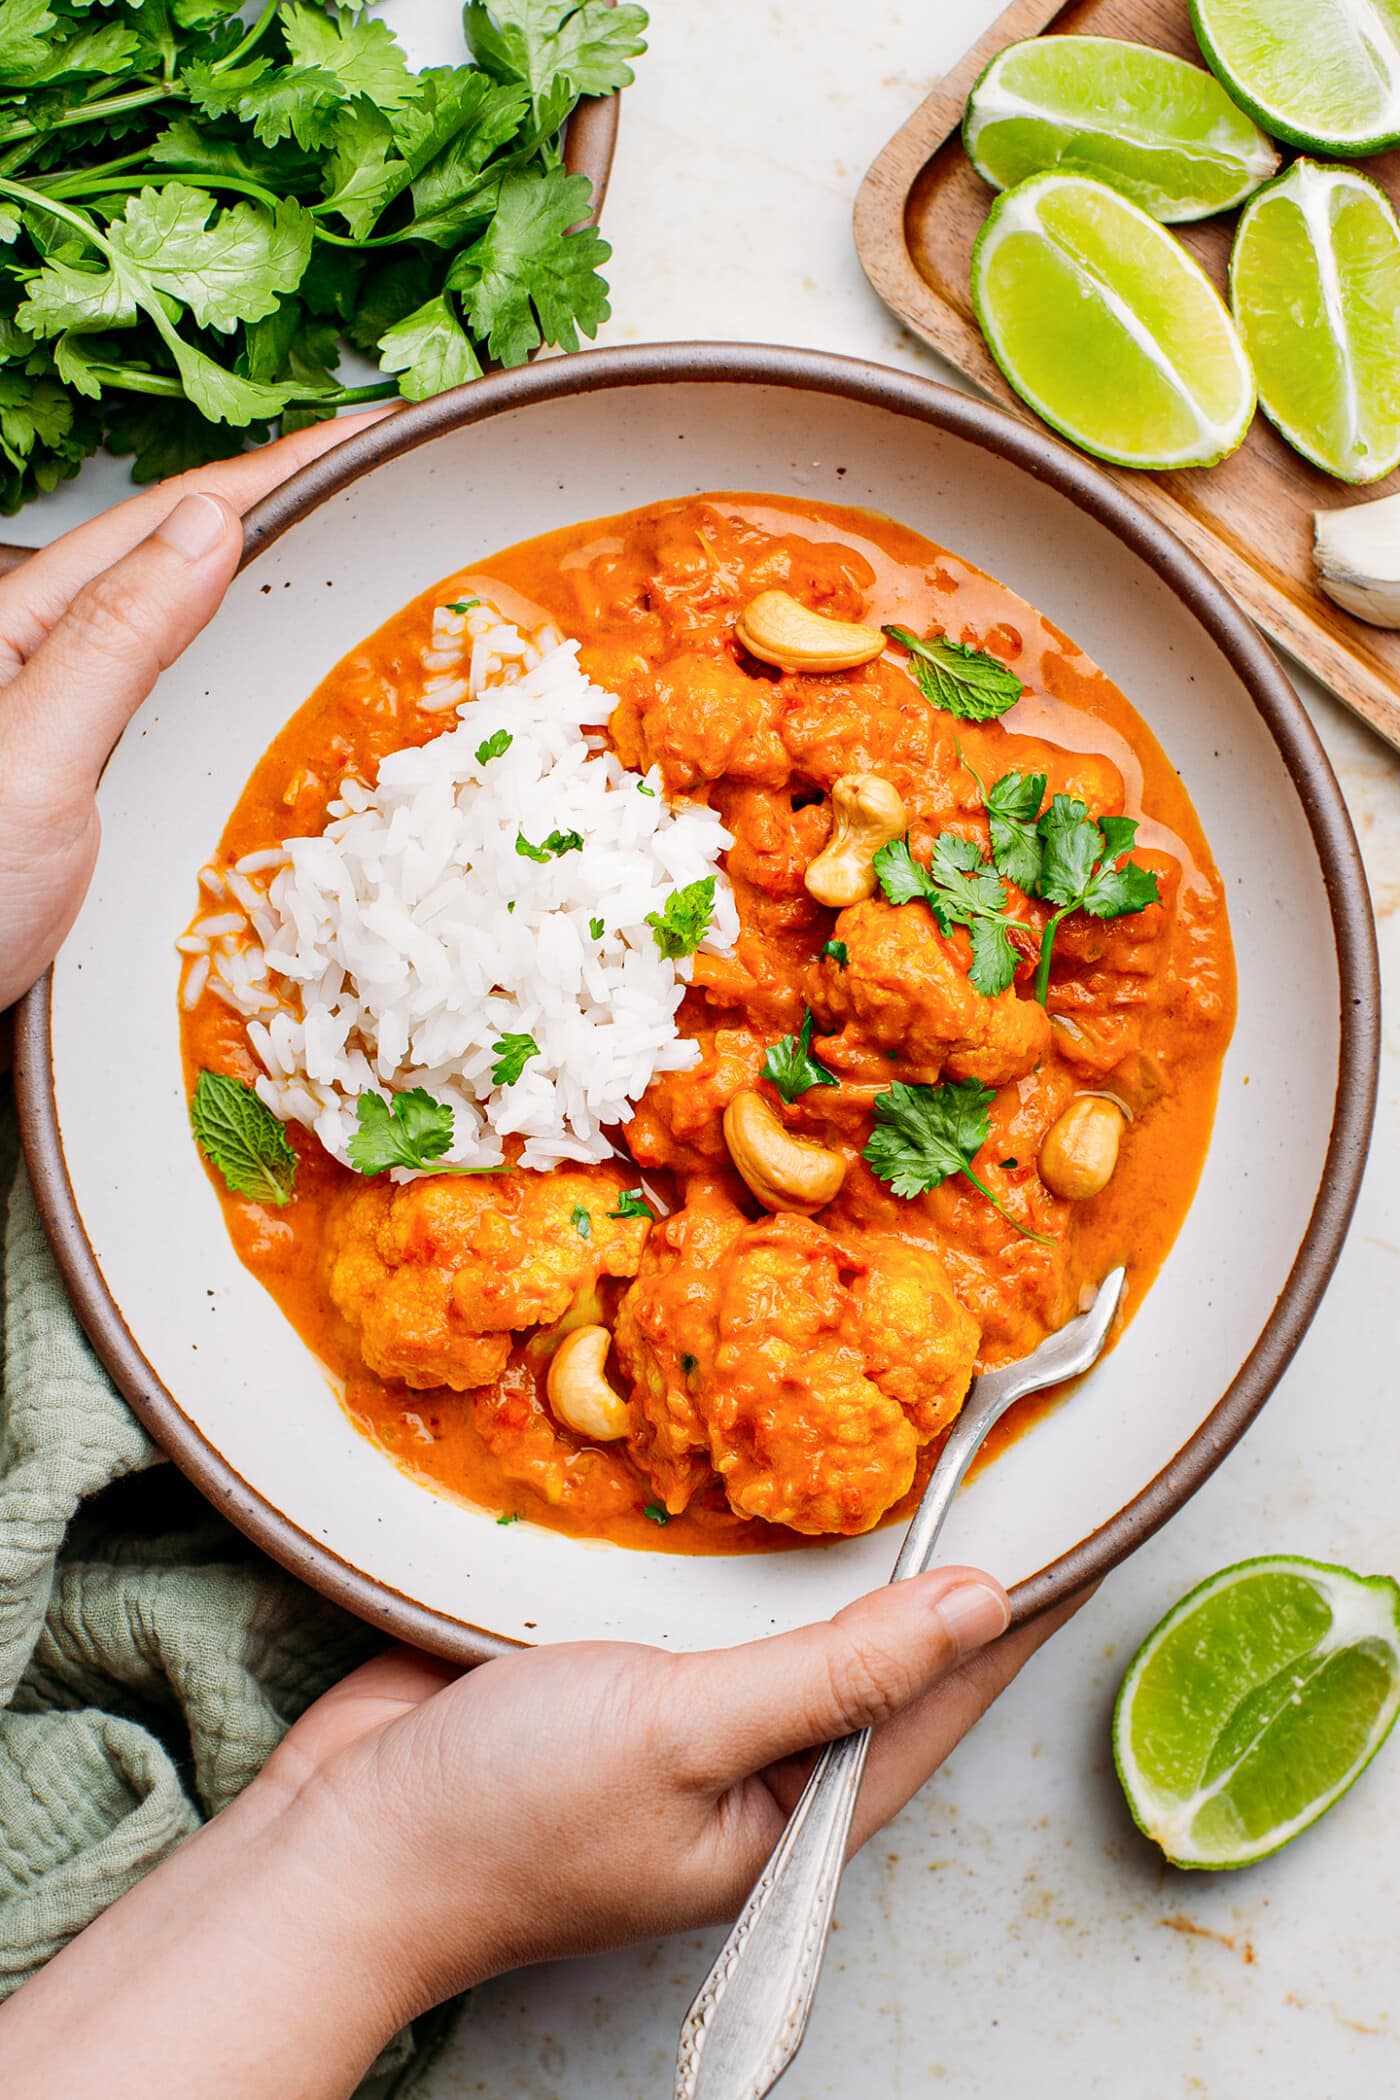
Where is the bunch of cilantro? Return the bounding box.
[0,0,647,511]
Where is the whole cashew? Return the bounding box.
[723,1088,847,1214]
[1038,1096,1125,1201]
[804,773,909,908]
[735,590,885,672]
[546,1324,630,1442]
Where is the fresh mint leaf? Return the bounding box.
[191,1070,297,1206]
[763,1009,837,1104]
[863,1080,1052,1243]
[883,625,1024,722]
[490,1031,539,1085]
[645,876,715,960]
[348,1087,455,1174]
[609,1189,655,1220]
[475,728,512,764]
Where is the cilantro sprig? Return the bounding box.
[883,626,1024,722]
[863,1080,1053,1245]
[191,1070,297,1206]
[873,833,1031,997]
[348,1087,455,1175]
[0,1,647,509]
[490,1032,539,1086]
[762,1009,838,1104]
[646,876,715,960]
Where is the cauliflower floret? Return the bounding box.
[324,1167,649,1392]
[615,1203,979,1535]
[818,897,1050,1088]
[608,649,790,791]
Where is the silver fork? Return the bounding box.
[673,1267,1127,2100]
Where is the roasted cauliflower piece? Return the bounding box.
[615,1200,980,1535]
[817,896,1050,1088]
[324,1167,650,1392]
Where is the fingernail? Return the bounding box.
[157,492,231,561]
[935,1579,1011,1659]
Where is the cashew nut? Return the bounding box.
[546,1324,630,1442]
[1038,1096,1125,1202]
[804,773,909,908]
[735,590,885,672]
[723,1088,847,1214]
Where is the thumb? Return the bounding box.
[679,1568,1011,1784]
[1,490,242,803]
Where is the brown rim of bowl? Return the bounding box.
[14,343,1381,1663]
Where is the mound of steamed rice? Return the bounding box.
[183,598,738,1176]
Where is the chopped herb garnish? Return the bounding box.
[515,830,551,863]
[763,1009,838,1104]
[475,728,512,764]
[863,1080,1053,1244]
[643,1502,670,1526]
[448,599,482,615]
[571,1203,592,1239]
[884,625,1024,721]
[821,938,849,967]
[348,1088,455,1176]
[490,1032,539,1086]
[496,1510,521,1526]
[543,828,583,857]
[873,834,1029,997]
[191,1071,297,1207]
[507,901,516,915]
[609,1190,655,1221]
[646,876,715,959]
[589,916,606,940]
[637,778,656,796]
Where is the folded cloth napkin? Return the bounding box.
[0,1092,460,2092]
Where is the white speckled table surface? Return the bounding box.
[23,3,1400,2092]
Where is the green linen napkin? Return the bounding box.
[0,1093,460,2091]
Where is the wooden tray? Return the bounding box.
[854,0,1400,756]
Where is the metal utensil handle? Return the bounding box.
[674,1273,1125,2100]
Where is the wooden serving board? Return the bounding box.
[854,0,1400,756]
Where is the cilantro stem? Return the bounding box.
[214,0,281,74]
[1034,907,1071,1008]
[40,170,286,211]
[0,83,173,148]
[0,177,114,253]
[961,1166,1055,1247]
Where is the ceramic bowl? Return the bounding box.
[16,345,1379,1660]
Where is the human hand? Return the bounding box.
[263,1568,1073,2022]
[0,412,392,1014]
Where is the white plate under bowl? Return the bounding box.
[16,345,1379,1659]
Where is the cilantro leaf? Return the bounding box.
[496,1510,521,1525]
[465,0,649,114]
[571,1202,592,1239]
[642,1501,670,1526]
[280,4,414,110]
[447,165,610,366]
[543,827,583,856]
[378,293,481,401]
[490,1031,539,1085]
[609,1189,655,1220]
[318,102,409,241]
[191,1070,297,1207]
[475,728,512,764]
[515,830,551,862]
[348,1088,455,1174]
[873,833,1027,996]
[984,769,1047,892]
[763,1009,838,1104]
[589,915,605,939]
[1031,796,1161,1003]
[645,876,715,960]
[883,625,1024,722]
[821,938,848,966]
[863,1081,1053,1243]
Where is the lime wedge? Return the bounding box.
[964,35,1279,222]
[1231,159,1400,483]
[970,171,1256,470]
[1114,1556,1400,1870]
[1191,0,1400,155]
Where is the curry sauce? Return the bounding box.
[182,495,1235,1553]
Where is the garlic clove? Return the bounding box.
[1313,491,1400,627]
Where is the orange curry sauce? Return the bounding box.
[181,495,1235,1554]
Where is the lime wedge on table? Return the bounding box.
[1191,0,1400,155]
[970,171,1256,471]
[964,35,1279,223]
[1231,160,1400,483]
[1114,1557,1400,1870]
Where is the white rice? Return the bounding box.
[192,599,737,1176]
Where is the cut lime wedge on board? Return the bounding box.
[1231,159,1400,483]
[964,35,1279,222]
[1191,0,1400,155]
[970,171,1256,471]
[1114,1556,1400,1870]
